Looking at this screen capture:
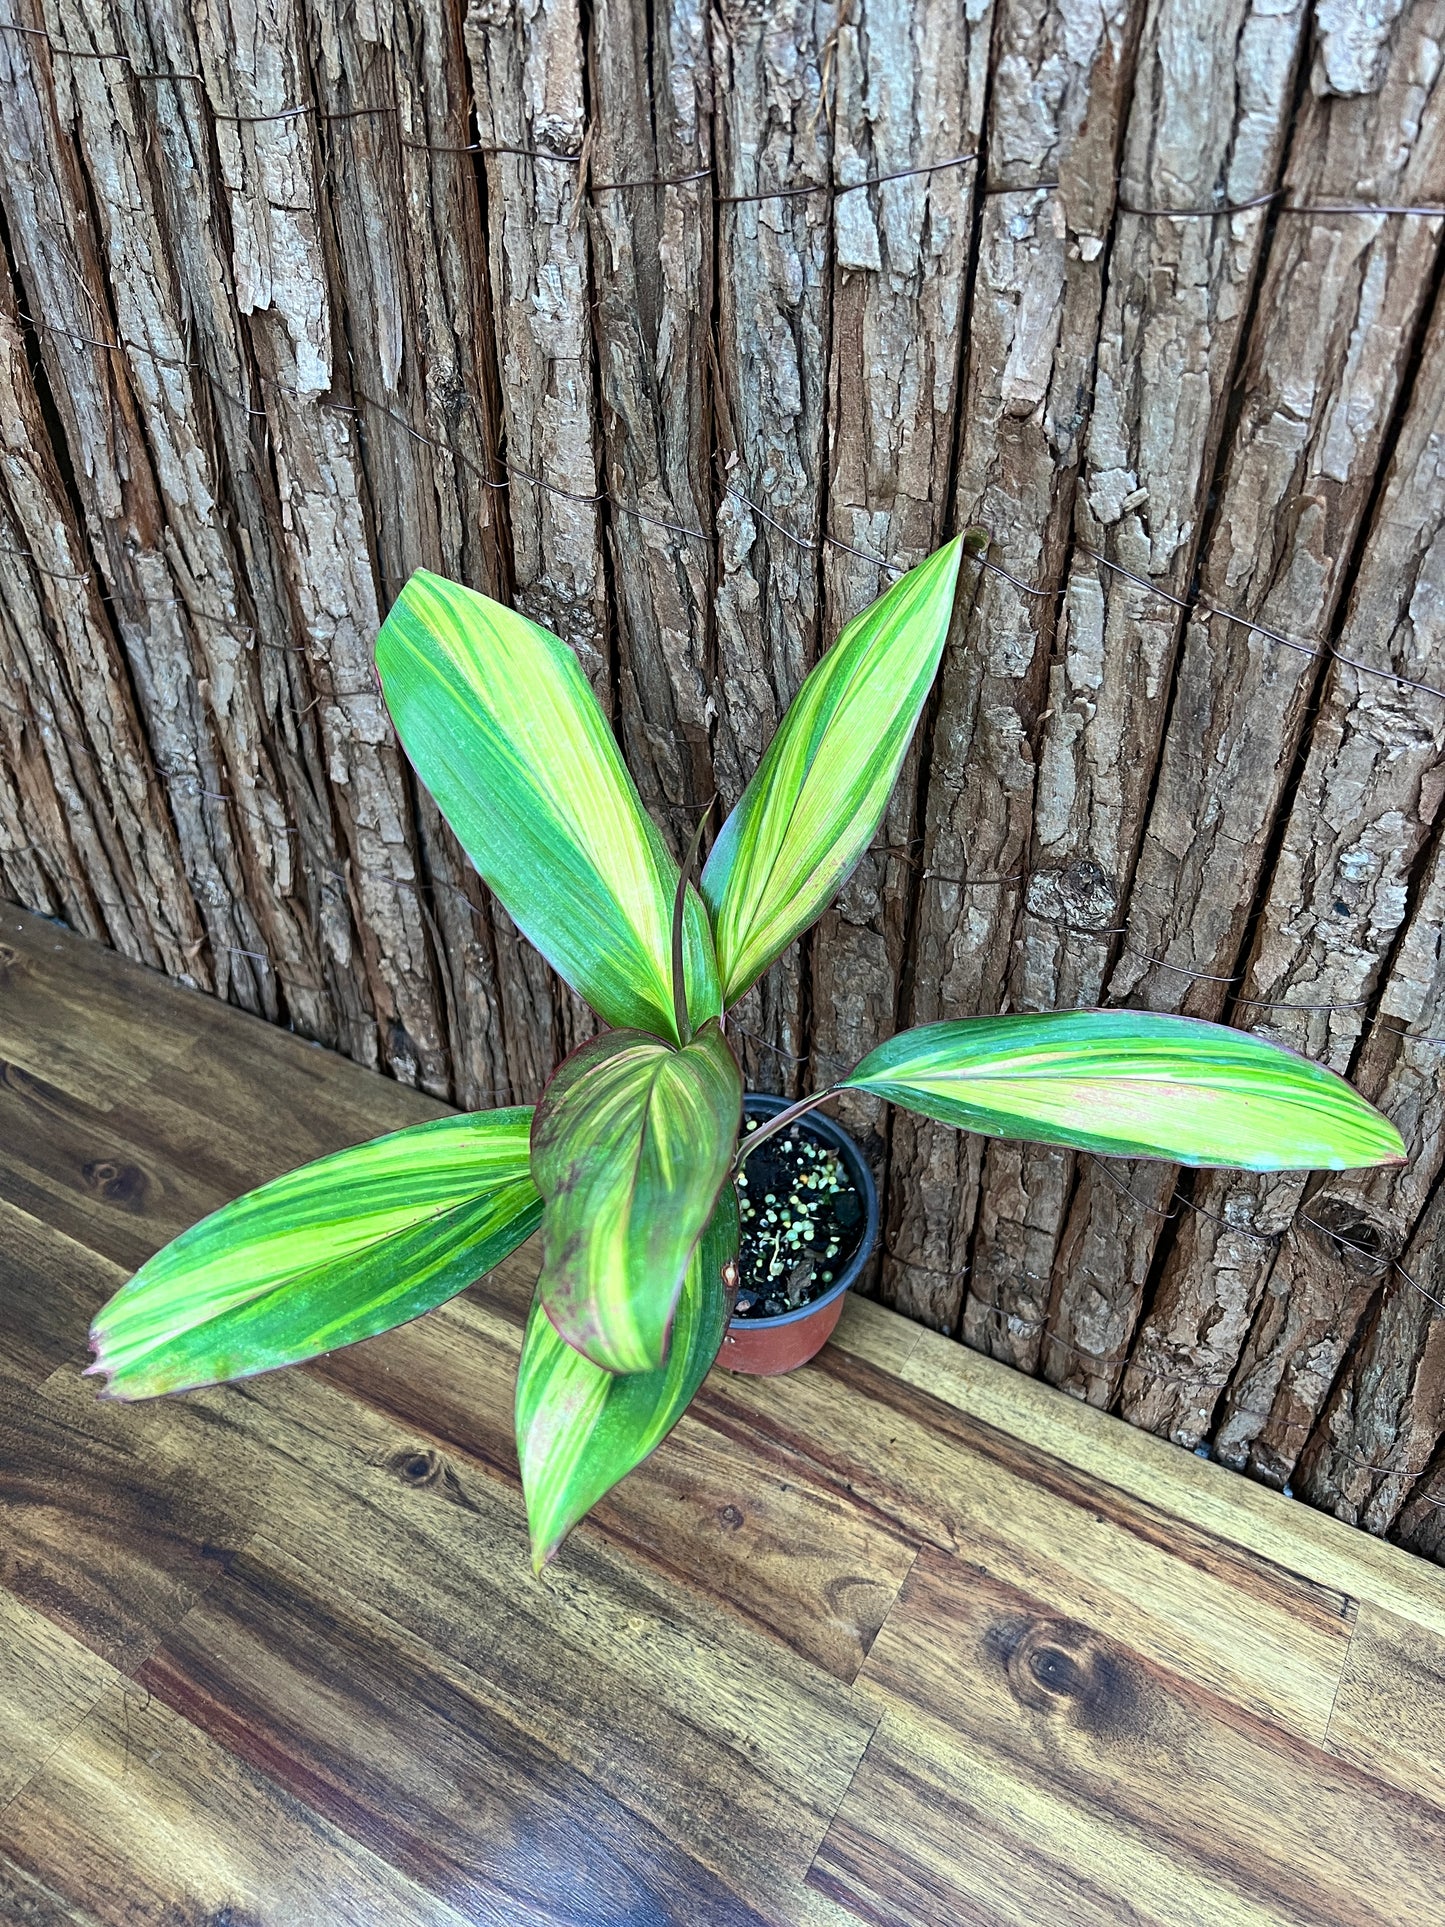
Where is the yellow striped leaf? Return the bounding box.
[702,538,963,1006]
[89,1111,541,1398]
[532,1021,742,1374]
[842,1012,1407,1170]
[516,1187,737,1570]
[376,570,719,1042]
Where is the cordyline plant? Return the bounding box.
[89,538,1406,1569]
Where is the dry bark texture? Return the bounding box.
[3,0,1445,1558]
[886,0,1145,1335]
[1085,0,1445,1425]
[707,0,837,1095]
[807,0,991,1158]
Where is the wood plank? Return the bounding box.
[811,1547,1445,1927]
[0,1591,115,1809]
[8,897,1445,1923]
[0,1363,264,1674]
[0,1678,473,1927]
[832,1292,927,1378]
[0,1049,260,1277]
[689,1344,1354,1744]
[1325,1600,1445,1815]
[0,1199,99,1391]
[0,902,441,1139]
[0,1853,96,1927]
[0,902,914,1694]
[0,1207,875,1921]
[317,1274,919,1686]
[138,1538,775,1926]
[129,1360,877,1925]
[870,1314,1445,1642]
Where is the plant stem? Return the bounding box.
[733,1088,838,1174]
[670,802,714,1046]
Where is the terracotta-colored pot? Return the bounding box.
[716,1094,879,1377]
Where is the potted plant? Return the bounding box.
[721,1093,879,1376]
[88,538,1405,1570]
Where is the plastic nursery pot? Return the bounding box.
[717,1092,880,1377]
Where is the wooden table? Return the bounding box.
[2,902,1443,1926]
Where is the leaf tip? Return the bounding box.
[522,1490,571,1575]
[530,1537,560,1578]
[539,1279,670,1377]
[84,1323,115,1390]
[1363,1113,1408,1168]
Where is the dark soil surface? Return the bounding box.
[732,1113,867,1319]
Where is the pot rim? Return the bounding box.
[732,1091,879,1329]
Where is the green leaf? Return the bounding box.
[376,570,719,1042]
[88,1111,542,1399]
[842,1012,1407,1172]
[516,1186,738,1571]
[531,1021,742,1374]
[702,537,963,1007]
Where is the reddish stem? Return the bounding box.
[733,1088,838,1174]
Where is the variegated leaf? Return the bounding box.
[842,1012,1406,1171]
[532,1021,742,1374]
[702,537,964,1006]
[516,1187,738,1570]
[376,570,719,1042]
[89,1111,541,1398]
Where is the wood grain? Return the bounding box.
[2,899,1442,1925]
[696,1345,1355,1743]
[812,1549,1445,1927]
[866,1306,1445,1642]
[3,1674,476,1927]
[1323,1599,1445,1814]
[0,1591,115,1808]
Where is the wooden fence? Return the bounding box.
[2,0,1444,1559]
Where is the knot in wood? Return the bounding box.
[391,1446,443,1488]
[382,1444,480,1513]
[81,1157,148,1210]
[998,1615,1131,1728]
[1306,1197,1392,1275]
[1024,859,1118,932]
